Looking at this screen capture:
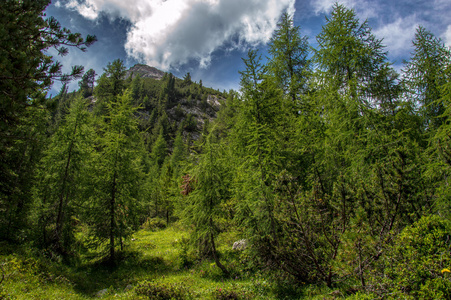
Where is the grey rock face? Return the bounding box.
[125,64,165,80]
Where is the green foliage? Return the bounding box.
[151,130,168,168]
[135,280,190,299]
[369,215,451,298]
[4,3,451,300]
[213,287,252,300]
[267,12,310,106]
[78,69,96,98]
[403,26,451,130]
[85,89,145,264]
[171,132,186,171]
[141,217,167,231]
[314,3,388,104]
[34,95,94,252]
[0,0,95,242]
[427,65,451,217]
[183,129,232,275]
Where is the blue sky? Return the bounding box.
[45,0,451,97]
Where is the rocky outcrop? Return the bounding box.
[125,64,165,80]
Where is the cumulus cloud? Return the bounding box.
[59,0,295,70]
[443,25,451,48]
[374,16,418,58]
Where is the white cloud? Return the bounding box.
[59,0,295,70]
[312,0,377,19]
[443,25,451,48]
[62,0,154,21]
[374,16,418,58]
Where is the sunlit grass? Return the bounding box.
[0,225,338,299]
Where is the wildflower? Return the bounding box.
[442,268,450,273]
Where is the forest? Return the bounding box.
[1,0,451,299]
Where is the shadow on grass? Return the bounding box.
[63,250,170,296]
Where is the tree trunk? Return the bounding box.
[109,171,117,266]
[210,229,229,277]
[56,114,79,250]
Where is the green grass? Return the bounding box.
[0,226,338,299]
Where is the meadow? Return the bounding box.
[0,224,340,299]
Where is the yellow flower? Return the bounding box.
[441,268,450,273]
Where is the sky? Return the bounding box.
[45,0,451,97]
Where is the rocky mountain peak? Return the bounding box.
[126,64,165,80]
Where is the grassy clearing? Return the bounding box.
[0,226,337,299]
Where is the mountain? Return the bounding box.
[125,64,165,80]
[52,63,226,153]
[125,64,224,147]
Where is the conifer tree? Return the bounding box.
[87,90,145,265]
[314,3,387,107]
[78,69,96,98]
[303,4,428,287]
[151,128,168,168]
[34,96,93,252]
[94,59,127,114]
[183,129,230,275]
[232,50,287,270]
[268,12,310,107]
[427,64,451,217]
[171,131,186,172]
[0,0,95,240]
[403,26,451,130]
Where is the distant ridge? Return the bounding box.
[125,64,165,80]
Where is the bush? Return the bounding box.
[141,217,167,231]
[175,237,194,269]
[213,288,240,300]
[135,281,189,299]
[369,215,451,299]
[212,287,253,300]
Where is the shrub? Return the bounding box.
[369,215,451,298]
[141,217,167,231]
[212,287,252,300]
[135,281,189,299]
[213,288,240,300]
[176,237,194,269]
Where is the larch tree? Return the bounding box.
[267,12,310,108]
[306,3,428,287]
[34,96,94,252]
[403,26,451,131]
[232,50,288,272]
[87,90,145,265]
[183,129,231,276]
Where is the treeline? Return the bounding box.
[1,1,451,298]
